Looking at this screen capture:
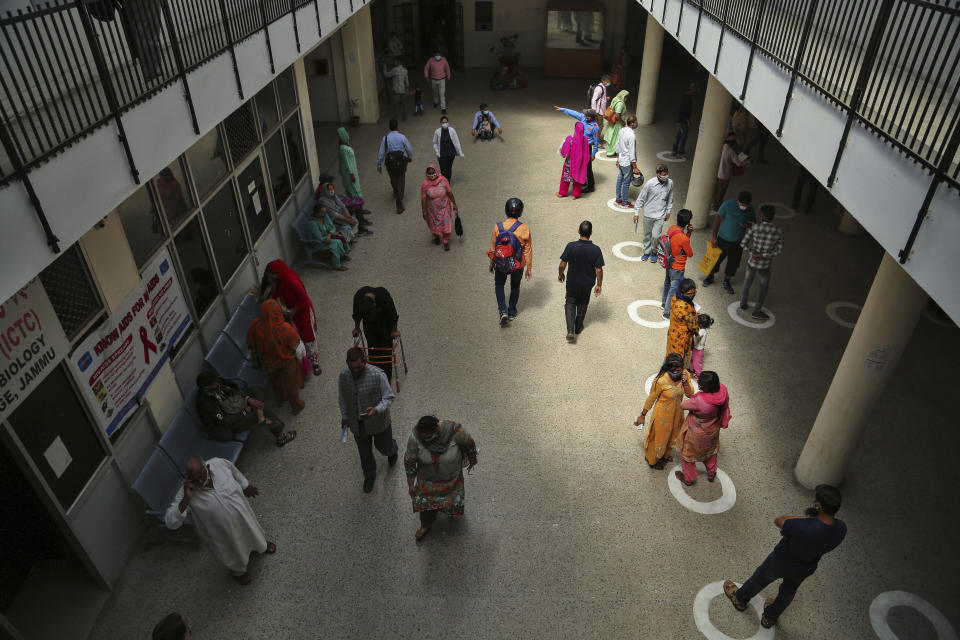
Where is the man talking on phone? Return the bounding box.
[661,208,694,318]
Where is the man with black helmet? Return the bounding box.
[487,198,532,325]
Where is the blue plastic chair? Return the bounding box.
[237,294,260,325]
[292,210,332,270]
[131,448,198,545]
[158,409,244,471]
[204,334,268,389]
[221,311,252,359]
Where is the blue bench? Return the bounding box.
[131,448,198,546]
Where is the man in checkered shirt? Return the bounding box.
[739,204,784,321]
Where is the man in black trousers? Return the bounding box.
[351,286,400,381]
[558,220,604,343]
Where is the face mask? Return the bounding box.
[441,122,449,129]
[427,173,437,180]
[658,175,667,183]
[738,204,747,210]
[435,55,441,60]
[327,190,335,198]
[482,110,488,115]
[605,82,611,87]
[668,370,683,381]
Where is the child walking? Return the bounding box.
[691,314,713,378]
[413,85,424,116]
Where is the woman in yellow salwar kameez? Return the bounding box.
[635,353,694,469]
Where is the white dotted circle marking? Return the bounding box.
[594,152,618,162]
[923,307,957,329]
[728,301,776,329]
[628,300,670,328]
[613,241,647,262]
[760,201,796,219]
[694,581,775,640]
[825,301,861,329]
[607,198,635,213]
[869,591,958,640]
[657,150,687,163]
[668,463,737,514]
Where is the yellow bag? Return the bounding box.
[698,242,722,275]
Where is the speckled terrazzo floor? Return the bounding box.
[89,58,959,640]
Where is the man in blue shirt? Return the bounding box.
[703,190,756,294]
[377,119,413,213]
[471,103,503,140]
[554,105,600,193]
[724,484,847,629]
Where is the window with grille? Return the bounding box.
[224,104,260,166]
[38,245,104,341]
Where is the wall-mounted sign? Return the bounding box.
[69,249,192,435]
[0,279,71,422]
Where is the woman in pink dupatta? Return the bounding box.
[420,164,459,251]
[676,370,731,485]
[557,122,590,199]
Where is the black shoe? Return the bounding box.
[739,303,748,311]
[441,108,447,114]
[722,280,735,294]
[362,478,374,493]
[388,452,398,467]
[574,322,583,334]
[433,103,439,108]
[702,275,715,287]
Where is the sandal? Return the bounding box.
[275,430,297,447]
[235,572,252,586]
[443,244,450,251]
[415,527,431,542]
[649,461,666,470]
[675,470,695,486]
[760,598,775,628]
[707,472,717,483]
[312,365,322,377]
[723,580,747,611]
[265,541,276,554]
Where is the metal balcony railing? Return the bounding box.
[654,0,960,193]
[0,0,320,188]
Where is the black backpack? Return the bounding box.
[586,83,598,107]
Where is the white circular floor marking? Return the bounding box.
[613,241,647,262]
[694,581,775,640]
[594,152,618,162]
[728,301,776,329]
[923,307,957,329]
[760,201,796,219]
[869,591,958,640]
[668,463,737,514]
[825,301,861,329]
[657,150,687,163]
[628,300,669,328]
[607,198,635,212]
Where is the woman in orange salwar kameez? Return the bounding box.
[666,278,700,369]
[635,353,694,469]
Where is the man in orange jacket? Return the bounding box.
[661,209,694,318]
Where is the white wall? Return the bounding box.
[0,2,365,307]
[653,0,960,324]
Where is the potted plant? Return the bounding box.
[490,34,520,72]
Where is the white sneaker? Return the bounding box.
[499,312,509,326]
[566,333,576,343]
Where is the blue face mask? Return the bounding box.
[435,55,441,60]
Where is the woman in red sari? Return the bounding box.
[248,299,305,414]
[260,259,321,376]
[676,370,732,485]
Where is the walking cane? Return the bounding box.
[396,334,408,373]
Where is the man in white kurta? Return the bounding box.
[165,456,272,583]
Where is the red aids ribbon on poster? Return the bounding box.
[140,326,158,364]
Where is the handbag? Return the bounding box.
[454,213,463,237]
[698,242,723,275]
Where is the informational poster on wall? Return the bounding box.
[0,279,71,423]
[69,249,192,436]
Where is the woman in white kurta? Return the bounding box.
[404,417,478,542]
[165,457,272,583]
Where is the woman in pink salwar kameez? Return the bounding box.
[676,370,731,485]
[420,164,459,251]
[557,122,590,198]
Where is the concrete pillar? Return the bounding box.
[684,75,732,228]
[838,209,866,237]
[338,5,379,124]
[293,58,321,188]
[795,253,926,488]
[636,14,664,125]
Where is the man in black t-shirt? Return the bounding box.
[558,220,604,343]
[724,484,847,629]
[351,286,400,380]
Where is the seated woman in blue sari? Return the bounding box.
[306,204,351,271]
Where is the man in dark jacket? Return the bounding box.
[351,286,400,380]
[195,372,296,447]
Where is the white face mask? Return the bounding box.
[441,122,449,129]
[327,189,335,198]
[435,55,441,60]
[658,175,668,183]
[482,110,488,115]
